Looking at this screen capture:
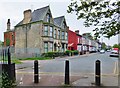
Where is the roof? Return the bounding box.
[16,6,49,26]
[54,16,65,28]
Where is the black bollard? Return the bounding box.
[8,47,11,64]
[95,60,101,86]
[34,60,39,83]
[65,60,69,85]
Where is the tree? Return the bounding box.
[67,0,120,39]
[82,33,93,40]
[0,40,3,47]
[6,38,10,46]
[101,42,107,50]
[113,44,120,49]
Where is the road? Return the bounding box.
[16,52,118,75]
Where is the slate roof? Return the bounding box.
[15,6,67,29]
[15,6,49,26]
[54,16,64,27]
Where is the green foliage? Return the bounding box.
[6,38,10,46]
[42,52,66,58]
[82,33,93,40]
[65,50,72,55]
[65,50,79,56]
[67,0,120,38]
[72,50,79,55]
[113,44,120,49]
[101,42,107,50]
[18,57,51,60]
[0,71,16,88]
[12,59,22,64]
[0,40,3,47]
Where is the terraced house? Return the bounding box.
[15,6,68,56]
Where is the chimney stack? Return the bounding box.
[23,9,32,24]
[7,19,10,31]
[75,30,79,34]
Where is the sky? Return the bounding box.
[0,0,118,46]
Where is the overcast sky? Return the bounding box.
[0,0,118,46]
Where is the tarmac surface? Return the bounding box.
[16,53,119,87]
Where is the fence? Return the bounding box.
[0,47,41,61]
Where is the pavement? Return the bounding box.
[16,72,118,87]
[15,53,119,87]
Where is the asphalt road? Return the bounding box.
[16,52,118,75]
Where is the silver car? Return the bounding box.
[100,50,105,54]
[109,50,119,57]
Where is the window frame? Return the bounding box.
[62,31,65,40]
[50,26,53,37]
[46,13,50,23]
[58,30,60,39]
[54,29,57,39]
[44,42,48,53]
[44,25,48,36]
[49,42,53,52]
[65,32,68,40]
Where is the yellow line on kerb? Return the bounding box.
[16,72,64,75]
[16,72,117,76]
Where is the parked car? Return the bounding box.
[107,50,111,52]
[109,50,119,57]
[100,50,105,54]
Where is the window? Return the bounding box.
[49,42,53,52]
[78,38,79,43]
[47,14,50,22]
[44,42,48,53]
[58,30,60,39]
[62,21,66,28]
[62,31,65,40]
[62,43,64,52]
[44,26,48,36]
[80,38,82,43]
[50,26,53,37]
[54,29,57,39]
[66,44,68,49]
[12,34,14,41]
[65,32,68,40]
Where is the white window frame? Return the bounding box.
[44,26,48,36]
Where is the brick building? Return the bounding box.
[4,19,15,47]
[15,6,68,56]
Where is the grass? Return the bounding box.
[0,59,22,64]
[0,56,52,63]
[18,57,52,60]
[12,59,22,64]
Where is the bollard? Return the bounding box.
[8,47,11,64]
[34,60,39,83]
[95,60,101,86]
[65,60,69,85]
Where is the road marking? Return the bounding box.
[16,72,117,76]
[114,61,119,75]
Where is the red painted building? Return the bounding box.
[4,19,15,47]
[68,30,77,50]
[68,30,82,53]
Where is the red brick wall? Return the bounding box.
[4,31,15,47]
